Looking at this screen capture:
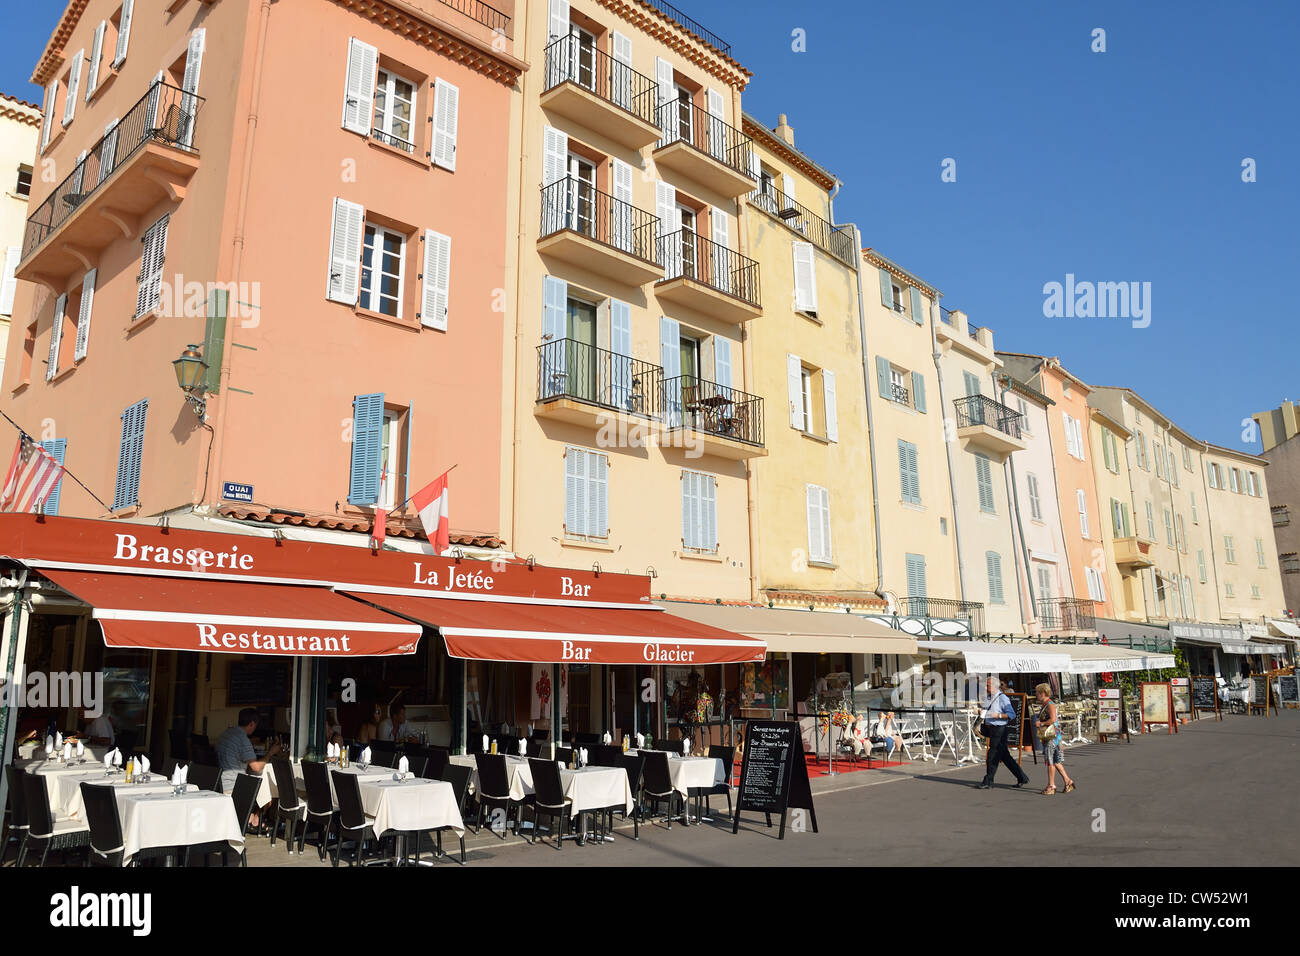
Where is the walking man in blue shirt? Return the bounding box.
[975,676,1030,790]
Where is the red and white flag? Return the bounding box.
[0,437,64,513]
[372,465,388,548]
[411,471,451,555]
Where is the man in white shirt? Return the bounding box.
[377,703,415,743]
[975,677,1030,790]
[83,706,115,747]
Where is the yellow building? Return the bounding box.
[1200,443,1285,621]
[0,93,41,384]
[742,113,877,610]
[1087,405,1147,623]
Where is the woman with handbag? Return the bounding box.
[1034,683,1075,795]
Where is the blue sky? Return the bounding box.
[3,0,1296,450]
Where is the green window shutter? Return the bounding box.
[986,551,1004,605]
[878,268,892,307]
[875,355,891,399]
[911,371,926,413]
[909,286,924,325]
[898,440,920,504]
[203,288,228,393]
[975,453,994,513]
[962,370,981,397]
[905,553,927,600]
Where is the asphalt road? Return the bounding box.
[459,709,1300,867]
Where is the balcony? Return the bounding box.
[540,38,661,150]
[435,0,511,37]
[536,338,662,429]
[653,100,755,199]
[748,183,856,267]
[1036,597,1097,632]
[663,375,766,459]
[953,394,1026,456]
[896,597,986,638]
[18,81,202,287]
[538,178,663,287]
[1113,535,1155,570]
[640,0,731,56]
[655,230,761,323]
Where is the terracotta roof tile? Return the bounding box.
[216,505,505,549]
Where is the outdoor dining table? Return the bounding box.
[117,789,243,866]
[24,759,116,806]
[54,770,186,819]
[628,751,726,823]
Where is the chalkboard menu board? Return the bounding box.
[1005,693,1028,754]
[1279,675,1298,706]
[228,660,291,706]
[733,720,817,839]
[1250,675,1269,706]
[1192,677,1217,711]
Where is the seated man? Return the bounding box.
[215,708,280,820]
[377,703,417,743]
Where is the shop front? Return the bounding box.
[1169,622,1284,684]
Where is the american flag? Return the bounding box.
[0,436,65,513]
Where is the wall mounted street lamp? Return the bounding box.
[173,344,208,419]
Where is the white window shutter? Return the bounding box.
[0,246,20,316]
[610,31,633,109]
[660,315,681,427]
[420,229,451,330]
[432,79,459,171]
[654,57,674,141]
[63,50,85,125]
[47,293,67,381]
[40,81,56,150]
[136,214,169,317]
[541,276,568,392]
[792,242,817,314]
[74,269,96,360]
[179,28,205,147]
[656,180,678,277]
[822,369,838,442]
[706,88,726,160]
[611,159,633,253]
[341,37,378,135]
[86,21,106,100]
[1078,489,1089,536]
[786,353,803,428]
[548,0,570,40]
[821,487,832,562]
[782,173,795,203]
[99,119,120,185]
[711,210,730,293]
[590,451,608,537]
[713,337,732,389]
[565,447,585,536]
[806,485,822,562]
[682,471,698,549]
[542,125,569,230]
[327,198,365,304]
[113,0,134,67]
[610,299,632,409]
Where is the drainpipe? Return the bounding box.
[851,230,885,603]
[735,88,760,602]
[932,301,968,606]
[999,375,1038,633]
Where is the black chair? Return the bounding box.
[555,746,574,766]
[574,732,599,746]
[3,765,30,865]
[330,770,376,867]
[639,751,682,830]
[591,745,622,767]
[187,763,221,793]
[79,782,127,867]
[474,753,528,838]
[526,740,545,757]
[421,747,450,781]
[226,772,261,866]
[694,745,735,821]
[369,749,396,769]
[268,757,306,855]
[168,730,190,765]
[161,758,182,779]
[401,755,428,778]
[440,761,473,820]
[20,773,89,866]
[300,760,337,862]
[620,753,645,840]
[527,758,572,849]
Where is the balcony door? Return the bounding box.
[679,335,701,427]
[567,155,596,238]
[573,28,596,89]
[566,297,598,403]
[678,207,697,278]
[674,87,694,143]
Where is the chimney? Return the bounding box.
[774,114,795,147]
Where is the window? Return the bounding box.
[889,367,907,404]
[1163,509,1173,546]
[1207,462,1220,489]
[1015,396,1031,435]
[564,446,609,541]
[875,356,925,411]
[1036,565,1053,600]
[135,214,169,318]
[1136,431,1148,470]
[1249,471,1261,497]
[1085,566,1106,602]
[891,283,903,313]
[1101,428,1118,473]
[1281,553,1299,574]
[1145,500,1155,539]
[1191,493,1199,524]
[15,165,31,198]
[785,356,836,439]
[976,455,995,514]
[905,553,927,600]
[898,440,920,504]
[1257,538,1267,569]
[1224,582,1234,599]
[1182,576,1195,619]
[1197,550,1207,583]
[1063,413,1085,459]
[1273,506,1290,527]
[347,393,385,505]
[792,242,818,316]
[1,246,21,317]
[800,367,814,433]
[806,484,832,564]
[1154,442,1164,478]
[1111,498,1132,537]
[681,471,717,554]
[360,223,406,317]
[1183,446,1192,471]
[377,410,401,509]
[62,49,85,127]
[1229,468,1240,493]
[1027,473,1042,520]
[986,551,1005,605]
[112,398,147,510]
[1175,514,1186,553]
[1169,448,1179,487]
[373,69,417,152]
[1077,489,1089,536]
[1251,584,1261,600]
[1224,535,1236,564]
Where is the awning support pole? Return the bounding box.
[551,663,561,746]
[0,574,30,812]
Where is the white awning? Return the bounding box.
[915,640,1071,674]
[1174,632,1285,656]
[1268,619,1300,639]
[653,602,917,656]
[1059,642,1176,673]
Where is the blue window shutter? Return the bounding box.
[905,553,927,600]
[875,355,891,399]
[911,371,926,413]
[909,286,924,325]
[898,440,919,504]
[113,399,147,510]
[348,392,385,505]
[986,551,1004,604]
[39,439,67,515]
[877,268,892,307]
[976,454,994,513]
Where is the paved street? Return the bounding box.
[243,710,1299,868]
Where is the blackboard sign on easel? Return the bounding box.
[1191,676,1221,721]
[1248,674,1277,716]
[731,720,817,840]
[1279,674,1298,710]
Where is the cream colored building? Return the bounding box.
[1088,406,1147,622]
[742,113,877,610]
[935,311,1024,635]
[1200,443,1285,620]
[0,94,41,384]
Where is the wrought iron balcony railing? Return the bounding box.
[540,177,661,265]
[543,36,659,126]
[898,597,987,637]
[22,80,203,261]
[371,128,415,154]
[656,98,753,178]
[538,338,662,418]
[748,183,856,267]
[657,229,760,307]
[1036,597,1097,632]
[640,0,731,56]
[436,0,511,37]
[663,375,764,447]
[890,383,911,406]
[953,394,1023,440]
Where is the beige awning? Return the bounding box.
[653,602,917,655]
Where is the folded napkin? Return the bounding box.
[76,740,85,757]
[361,746,372,765]
[482,734,489,753]
[171,764,182,786]
[329,742,338,759]
[62,742,72,761]
[45,736,54,756]
[602,731,612,745]
[682,739,690,756]
[180,764,189,784]
[518,738,527,756]
[140,756,150,775]
[398,755,409,775]
[56,732,64,749]
[579,747,588,766]
[635,732,645,749]
[104,751,114,770]
[112,748,122,767]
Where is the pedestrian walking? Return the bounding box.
[1033,683,1075,795]
[974,676,1030,790]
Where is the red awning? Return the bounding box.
[338,590,767,665]
[42,570,422,657]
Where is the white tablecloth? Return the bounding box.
[25,760,114,807]
[361,778,465,836]
[629,752,728,798]
[259,761,393,806]
[118,790,243,865]
[56,773,182,819]
[560,766,633,818]
[450,754,535,802]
